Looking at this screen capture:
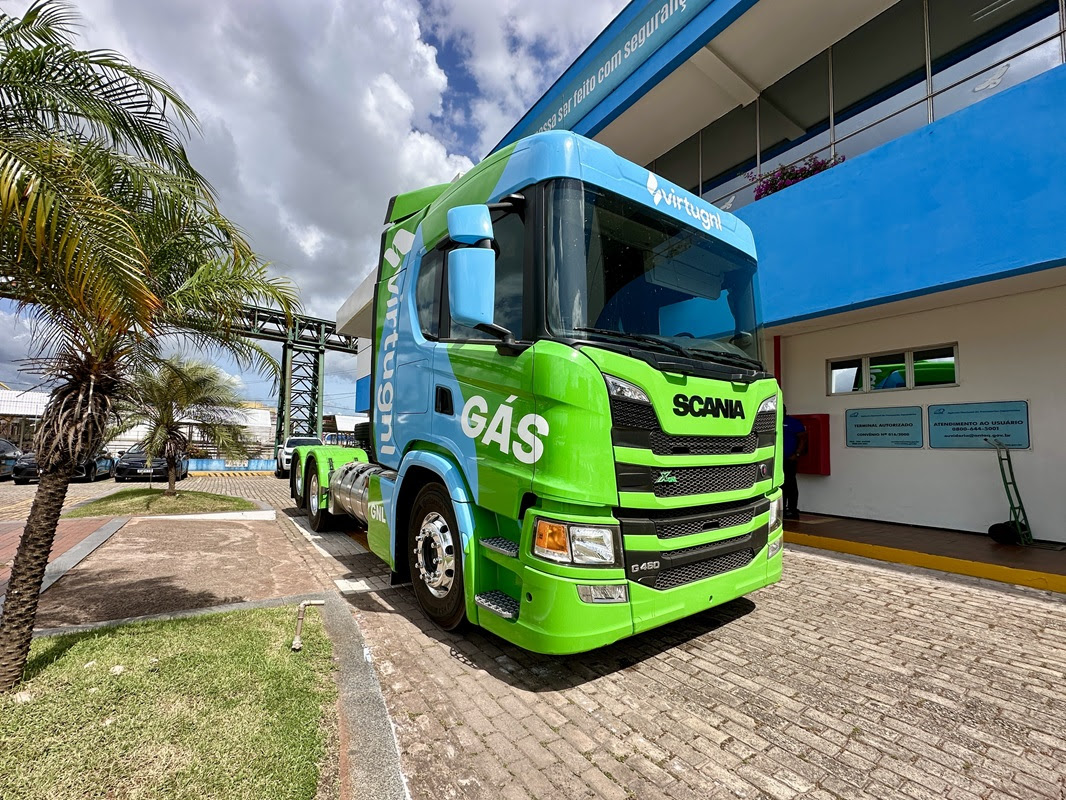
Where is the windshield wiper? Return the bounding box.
[573,327,690,357]
[677,346,764,372]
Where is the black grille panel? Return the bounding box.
[753,410,776,435]
[652,464,757,497]
[655,549,756,590]
[656,508,755,539]
[664,532,751,558]
[649,429,758,456]
[610,398,657,429]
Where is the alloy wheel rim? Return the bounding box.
[413,512,455,598]
[309,473,319,515]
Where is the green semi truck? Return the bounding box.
[289,131,784,654]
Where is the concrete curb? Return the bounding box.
[0,516,128,611]
[321,592,409,800]
[31,591,331,637]
[144,509,277,522]
[784,528,1066,595]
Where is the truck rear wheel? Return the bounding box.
[307,469,336,532]
[290,455,306,511]
[408,483,466,631]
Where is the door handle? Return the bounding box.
[435,386,454,415]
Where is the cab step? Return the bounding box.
[481,537,519,558]
[475,590,519,620]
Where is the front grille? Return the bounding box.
[653,464,757,497]
[657,508,755,539]
[665,532,751,558]
[753,410,776,434]
[649,429,758,456]
[655,549,756,590]
[611,398,657,429]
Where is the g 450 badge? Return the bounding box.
[655,471,678,484]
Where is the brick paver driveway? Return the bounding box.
[172,478,1066,799]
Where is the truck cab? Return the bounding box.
[296,131,784,654]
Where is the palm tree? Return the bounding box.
[121,358,249,495]
[0,2,298,692]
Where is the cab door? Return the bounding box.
[430,210,539,520]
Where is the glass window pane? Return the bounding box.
[655,133,699,193]
[415,250,442,338]
[933,19,1060,120]
[448,212,525,340]
[760,51,830,173]
[704,173,757,213]
[829,358,864,393]
[913,346,957,387]
[699,102,758,194]
[833,0,926,130]
[869,353,907,390]
[835,98,927,161]
[929,0,1056,77]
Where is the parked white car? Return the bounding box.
[275,436,322,478]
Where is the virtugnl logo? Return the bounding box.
[646,172,723,231]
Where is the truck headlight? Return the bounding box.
[534,519,619,566]
[604,374,649,404]
[768,496,782,532]
[768,536,783,559]
[758,395,778,415]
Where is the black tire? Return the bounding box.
[408,483,466,631]
[13,478,27,485]
[988,521,1022,545]
[290,455,306,511]
[306,466,336,532]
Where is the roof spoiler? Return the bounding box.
[384,183,451,224]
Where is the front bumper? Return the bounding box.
[12,464,39,480]
[474,495,783,654]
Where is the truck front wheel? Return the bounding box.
[408,483,466,631]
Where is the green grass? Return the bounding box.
[0,607,336,800]
[64,488,258,518]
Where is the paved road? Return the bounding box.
[18,475,1066,799]
[194,476,1066,800]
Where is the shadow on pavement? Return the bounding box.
[35,569,243,628]
[344,587,756,690]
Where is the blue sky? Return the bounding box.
[0,0,627,414]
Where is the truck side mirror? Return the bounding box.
[448,248,495,328]
[447,204,493,244]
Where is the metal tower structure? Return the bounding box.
[231,306,360,447]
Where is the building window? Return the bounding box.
[656,133,699,193]
[827,345,959,395]
[670,0,1064,213]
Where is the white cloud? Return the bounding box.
[425,0,627,155]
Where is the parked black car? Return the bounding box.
[0,437,20,480]
[113,444,189,482]
[12,449,115,484]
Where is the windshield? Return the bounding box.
[127,444,145,455]
[287,437,320,447]
[545,179,762,367]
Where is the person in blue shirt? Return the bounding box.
[782,408,808,519]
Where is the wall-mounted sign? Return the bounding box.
[846,406,923,448]
[928,401,1030,449]
[512,0,714,142]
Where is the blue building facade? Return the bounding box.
[501,0,1066,541]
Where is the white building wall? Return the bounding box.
[779,285,1066,542]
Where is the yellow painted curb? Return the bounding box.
[188,471,275,478]
[784,529,1066,594]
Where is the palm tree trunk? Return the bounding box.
[165,458,177,496]
[0,464,73,692]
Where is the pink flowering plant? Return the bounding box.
[748,153,844,200]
